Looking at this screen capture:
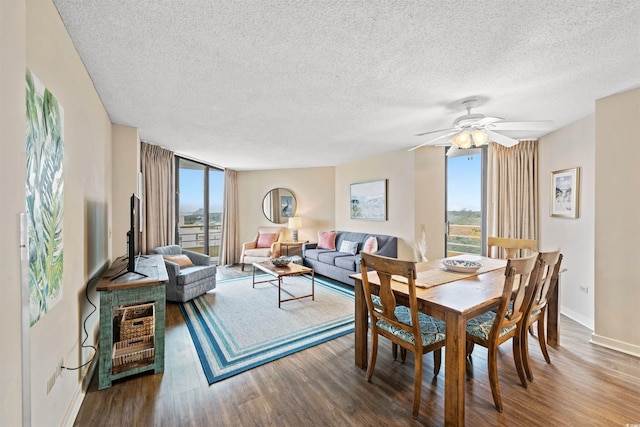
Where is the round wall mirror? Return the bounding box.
[262,188,296,224]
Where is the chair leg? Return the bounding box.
[513,333,528,388]
[537,314,551,364]
[466,340,475,358]
[412,353,423,419]
[522,321,534,382]
[487,345,503,412]
[365,332,379,382]
[241,263,245,271]
[433,348,442,375]
[392,343,398,360]
[401,348,407,362]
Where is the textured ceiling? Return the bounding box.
[52,0,640,170]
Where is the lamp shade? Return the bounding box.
[288,217,302,229]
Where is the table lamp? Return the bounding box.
[288,217,302,242]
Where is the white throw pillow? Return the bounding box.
[339,240,358,255]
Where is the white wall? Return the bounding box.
[335,148,445,260]
[112,125,140,259]
[592,88,640,357]
[0,1,27,426]
[539,115,596,329]
[237,167,335,257]
[24,1,113,425]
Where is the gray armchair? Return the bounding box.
[152,245,216,302]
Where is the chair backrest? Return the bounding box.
[528,251,563,315]
[152,245,182,256]
[359,253,423,349]
[487,236,537,259]
[492,254,540,336]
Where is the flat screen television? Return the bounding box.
[111,193,146,280]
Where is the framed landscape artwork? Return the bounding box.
[551,167,580,218]
[350,179,387,221]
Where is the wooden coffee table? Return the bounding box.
[252,261,315,308]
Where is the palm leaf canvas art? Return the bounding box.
[25,69,64,326]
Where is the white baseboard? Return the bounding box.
[590,333,640,358]
[60,353,98,427]
[560,307,594,330]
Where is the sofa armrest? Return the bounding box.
[162,260,180,288]
[182,249,211,266]
[302,242,317,257]
[242,241,258,251]
[271,242,281,257]
[375,236,398,258]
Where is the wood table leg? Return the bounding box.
[444,311,466,426]
[354,278,368,369]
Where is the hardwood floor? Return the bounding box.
[74,265,640,426]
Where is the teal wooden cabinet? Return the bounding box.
[97,255,168,390]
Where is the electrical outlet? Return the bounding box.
[46,358,64,394]
[579,285,588,293]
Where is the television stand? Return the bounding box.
[97,254,168,389]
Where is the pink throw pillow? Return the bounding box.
[317,231,337,250]
[256,233,277,248]
[362,236,378,253]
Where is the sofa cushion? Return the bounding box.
[318,251,352,265]
[334,255,358,271]
[304,248,334,261]
[244,248,273,257]
[318,231,337,249]
[163,254,194,268]
[339,240,359,255]
[177,265,217,285]
[257,232,278,248]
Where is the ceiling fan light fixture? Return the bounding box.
[450,131,472,148]
[471,129,489,145]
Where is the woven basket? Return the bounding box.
[120,303,155,340]
[112,335,155,374]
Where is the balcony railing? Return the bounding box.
[178,224,221,263]
[447,224,482,256]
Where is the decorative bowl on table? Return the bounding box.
[442,259,482,273]
[270,257,290,267]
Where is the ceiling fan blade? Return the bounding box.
[408,130,459,151]
[475,116,504,126]
[490,120,553,131]
[414,127,454,137]
[445,145,459,157]
[486,130,519,147]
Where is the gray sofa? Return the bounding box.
[151,245,217,302]
[302,231,397,285]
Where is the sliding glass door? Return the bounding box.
[445,147,486,256]
[176,157,224,263]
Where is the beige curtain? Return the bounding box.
[487,140,538,258]
[141,142,175,253]
[218,168,239,266]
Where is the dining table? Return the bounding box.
[351,255,561,427]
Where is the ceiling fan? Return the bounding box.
[409,99,552,154]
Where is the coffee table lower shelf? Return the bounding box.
[252,261,315,308]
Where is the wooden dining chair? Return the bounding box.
[487,236,537,259]
[521,250,563,381]
[465,254,541,412]
[359,252,446,419]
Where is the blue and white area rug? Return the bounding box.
[180,274,354,384]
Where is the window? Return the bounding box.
[445,147,487,256]
[175,157,224,264]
